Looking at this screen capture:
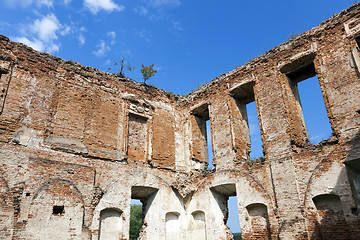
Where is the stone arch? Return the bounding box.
[0,172,13,240]
[302,156,355,239]
[22,178,85,240]
[203,170,276,239]
[203,170,274,207]
[98,208,124,240]
[91,171,172,240]
[302,158,348,207]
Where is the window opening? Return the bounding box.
[286,62,332,144]
[355,36,360,50]
[130,200,143,240]
[227,196,241,238]
[246,101,264,160]
[52,205,65,215]
[206,120,214,170]
[130,186,158,240]
[350,36,360,76]
[191,104,213,169]
[211,184,240,239]
[231,82,264,160]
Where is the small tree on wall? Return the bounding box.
[108,59,157,84]
[140,63,157,84]
[108,57,136,77]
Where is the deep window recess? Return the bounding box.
[211,184,240,239]
[349,36,360,75]
[231,82,264,160]
[130,186,158,240]
[355,36,360,50]
[286,62,332,144]
[191,104,213,169]
[52,205,65,215]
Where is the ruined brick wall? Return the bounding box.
[0,3,360,240]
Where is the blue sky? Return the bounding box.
[0,0,356,94]
[0,0,355,234]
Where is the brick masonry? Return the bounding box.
[0,3,360,240]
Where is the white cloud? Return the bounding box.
[78,34,86,45]
[14,14,63,53]
[135,29,152,42]
[63,0,71,5]
[4,0,53,8]
[93,40,110,57]
[84,0,124,14]
[13,37,44,52]
[107,31,116,39]
[148,0,181,7]
[134,6,148,16]
[171,21,184,32]
[38,0,53,7]
[60,26,71,36]
[107,31,116,44]
[30,14,61,42]
[77,26,86,45]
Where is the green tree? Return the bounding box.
[108,57,136,78]
[129,204,143,240]
[140,63,157,84]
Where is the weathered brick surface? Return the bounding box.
[0,3,360,240]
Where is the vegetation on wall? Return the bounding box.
[108,58,157,85]
[129,204,143,240]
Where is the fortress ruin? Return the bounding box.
[1,3,360,240]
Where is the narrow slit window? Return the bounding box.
[286,62,332,144]
[206,119,214,170]
[246,101,264,160]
